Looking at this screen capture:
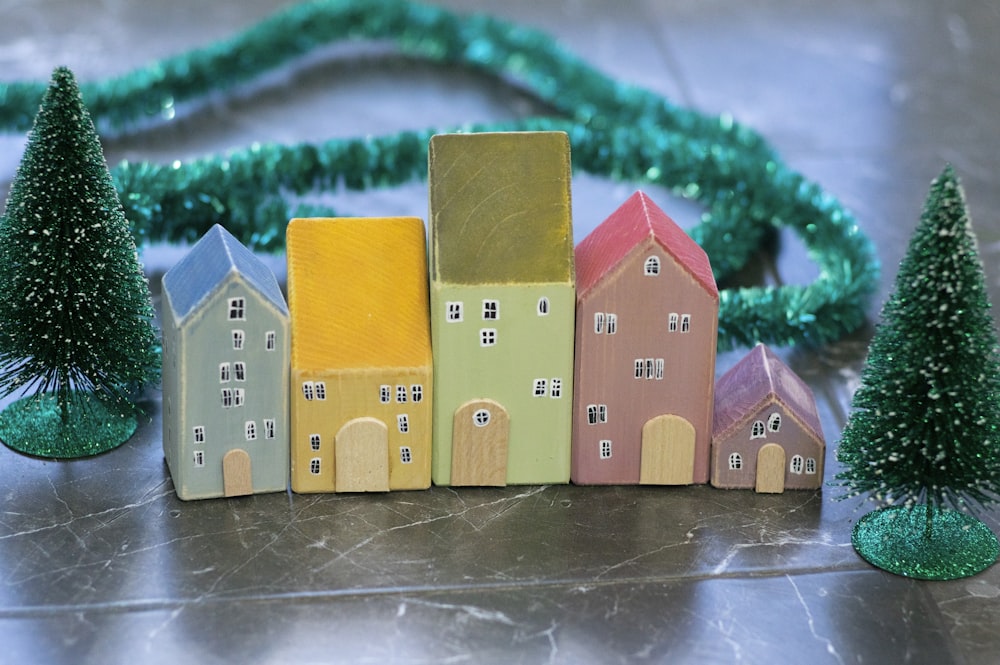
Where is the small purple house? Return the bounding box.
[711,344,825,492]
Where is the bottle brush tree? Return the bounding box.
[0,66,159,458]
[835,165,1000,579]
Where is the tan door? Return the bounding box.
[223,449,253,497]
[640,414,696,485]
[451,399,509,486]
[335,417,390,492]
[756,443,786,494]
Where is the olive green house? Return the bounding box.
[428,131,576,486]
[161,224,290,500]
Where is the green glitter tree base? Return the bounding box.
[0,391,137,458]
[852,505,999,580]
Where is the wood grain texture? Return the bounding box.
[451,399,509,486]
[755,443,786,493]
[639,414,696,485]
[335,417,390,492]
[222,449,253,497]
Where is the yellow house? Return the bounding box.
[286,217,432,492]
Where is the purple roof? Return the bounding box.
[713,344,824,444]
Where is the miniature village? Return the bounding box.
[160,130,826,500]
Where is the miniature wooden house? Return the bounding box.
[711,343,825,493]
[428,131,576,486]
[572,191,719,485]
[161,224,290,500]
[286,217,432,493]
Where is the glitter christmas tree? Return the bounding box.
[835,165,1000,579]
[0,67,159,458]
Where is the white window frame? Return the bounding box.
[645,358,655,380]
[233,389,245,407]
[634,359,644,379]
[644,256,661,276]
[767,413,782,432]
[264,419,275,439]
[219,362,231,383]
[537,297,550,316]
[473,409,491,427]
[446,301,464,322]
[533,379,548,397]
[245,421,257,441]
[309,458,321,475]
[232,329,245,350]
[550,378,563,398]
[805,457,817,474]
[234,361,246,382]
[681,314,691,333]
[193,426,206,444]
[598,404,608,423]
[594,312,605,334]
[587,404,598,425]
[221,389,233,408]
[400,446,413,464]
[655,359,664,380]
[482,299,499,320]
[314,381,326,400]
[302,381,315,401]
[599,440,613,459]
[228,297,246,321]
[751,421,765,439]
[729,453,743,470]
[310,434,321,451]
[397,414,410,434]
[606,314,618,335]
[193,450,206,467]
[668,313,679,332]
[396,385,407,403]
[265,331,276,351]
[480,328,497,347]
[380,385,391,404]
[411,385,424,403]
[790,455,804,474]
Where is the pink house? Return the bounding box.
[572,191,719,485]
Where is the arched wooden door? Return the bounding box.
[451,399,509,486]
[223,449,253,497]
[640,415,695,485]
[756,443,786,494]
[335,417,390,492]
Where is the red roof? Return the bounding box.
[575,191,718,300]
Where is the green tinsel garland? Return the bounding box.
[0,0,879,351]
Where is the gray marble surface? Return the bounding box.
[1,1,999,663]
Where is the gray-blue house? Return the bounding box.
[161,225,290,500]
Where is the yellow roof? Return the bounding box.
[287,217,431,370]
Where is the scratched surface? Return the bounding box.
[1,1,1000,663]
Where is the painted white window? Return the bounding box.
[634,359,644,379]
[232,330,245,350]
[397,414,410,434]
[806,457,817,474]
[446,301,464,322]
[606,314,618,335]
[400,446,413,464]
[533,379,548,397]
[598,404,608,423]
[668,313,679,332]
[751,421,765,439]
[768,413,782,432]
[411,385,424,403]
[309,458,321,475]
[302,381,315,401]
[234,362,246,382]
[219,362,231,383]
[644,256,661,276]
[233,389,245,407]
[396,385,407,403]
[681,314,691,333]
[550,378,563,398]
[587,404,598,424]
[310,434,321,451]
[221,389,234,408]
[599,440,613,459]
[594,312,605,334]
[482,299,499,320]
[380,385,391,403]
[791,455,804,474]
[193,450,205,467]
[473,409,491,427]
[480,328,497,346]
[655,359,665,380]
[228,297,246,320]
[314,382,326,400]
[645,358,655,380]
[193,426,206,444]
[729,453,743,470]
[264,419,275,439]
[245,421,257,441]
[537,297,550,316]
[265,331,276,351]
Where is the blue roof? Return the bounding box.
[163,224,288,322]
